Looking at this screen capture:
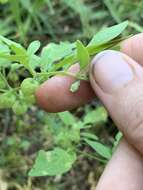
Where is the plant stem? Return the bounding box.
[0,89,7,92]
[129,21,143,33]
[77,149,107,164]
[0,72,12,90]
[37,71,88,81]
[27,65,36,77]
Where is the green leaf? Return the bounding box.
[62,0,90,15]
[55,127,80,147]
[115,131,123,142]
[58,111,76,126]
[0,0,8,3]
[70,80,80,92]
[52,54,77,71]
[20,0,32,11]
[0,43,11,67]
[112,131,123,152]
[87,37,124,56]
[76,40,90,70]
[0,37,37,74]
[81,132,99,140]
[73,121,85,129]
[29,54,41,69]
[54,131,72,148]
[62,0,93,37]
[10,43,27,55]
[0,36,28,66]
[40,42,75,71]
[45,0,55,14]
[0,35,21,47]
[0,43,10,53]
[85,139,112,159]
[88,21,128,46]
[83,107,107,125]
[29,148,76,176]
[27,40,41,55]
[0,54,26,63]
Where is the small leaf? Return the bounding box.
[0,43,11,67]
[87,36,124,55]
[45,0,55,14]
[0,35,22,47]
[29,54,41,69]
[85,139,112,159]
[40,42,75,71]
[70,80,80,92]
[81,132,99,140]
[76,40,90,70]
[27,40,41,55]
[29,148,76,176]
[10,44,27,55]
[112,131,123,152]
[88,21,128,46]
[73,121,85,129]
[83,106,107,125]
[58,111,76,126]
[0,43,10,53]
[53,54,77,71]
[55,127,80,147]
[115,131,123,142]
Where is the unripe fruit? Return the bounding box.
[0,92,16,109]
[21,78,39,96]
[12,101,28,115]
[25,94,36,104]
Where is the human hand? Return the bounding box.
[36,34,143,190]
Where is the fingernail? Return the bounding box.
[91,50,134,93]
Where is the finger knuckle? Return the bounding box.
[112,83,143,146]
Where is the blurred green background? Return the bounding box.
[0,0,142,189]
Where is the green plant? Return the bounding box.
[29,107,110,177]
[0,21,128,176]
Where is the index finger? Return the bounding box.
[36,64,95,112]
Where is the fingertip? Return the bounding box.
[121,33,143,65]
[36,75,95,112]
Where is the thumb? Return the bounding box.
[90,50,143,154]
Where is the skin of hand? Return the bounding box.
[36,33,143,190]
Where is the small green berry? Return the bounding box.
[12,101,28,115]
[21,78,39,96]
[0,92,16,109]
[25,94,36,104]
